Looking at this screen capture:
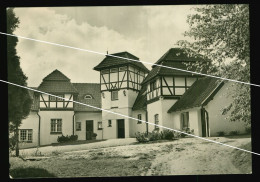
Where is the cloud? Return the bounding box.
[13,5,198,87]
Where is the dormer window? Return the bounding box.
[84,95,93,99]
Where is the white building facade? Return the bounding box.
[18,48,247,148]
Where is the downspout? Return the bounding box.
[145,110,149,135]
[36,112,41,147]
[72,112,75,135]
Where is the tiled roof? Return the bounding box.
[142,48,207,84]
[132,84,147,111]
[38,70,78,93]
[153,48,206,67]
[167,77,224,113]
[93,51,149,73]
[73,83,101,112]
[43,69,70,81]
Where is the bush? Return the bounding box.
[180,128,194,138]
[135,132,149,143]
[160,130,175,140]
[229,130,239,136]
[217,131,225,136]
[57,134,78,143]
[9,135,16,151]
[148,131,161,141]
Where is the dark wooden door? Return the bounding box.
[117,119,125,138]
[201,109,209,137]
[86,120,93,140]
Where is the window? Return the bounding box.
[137,114,142,124]
[98,121,103,130]
[84,95,92,99]
[111,91,118,100]
[150,80,156,91]
[56,94,63,101]
[49,96,56,101]
[154,114,159,130]
[181,112,189,129]
[108,120,112,127]
[51,119,62,133]
[19,129,33,142]
[76,122,81,131]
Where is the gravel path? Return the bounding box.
[18,138,137,156]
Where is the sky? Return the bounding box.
[14,5,198,87]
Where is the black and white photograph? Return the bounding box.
[3,2,254,179]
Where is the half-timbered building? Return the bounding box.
[18,48,247,148]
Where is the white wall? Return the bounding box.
[205,83,246,136]
[101,89,138,138]
[131,110,147,137]
[19,111,39,148]
[170,108,201,136]
[39,111,74,145]
[147,99,162,132]
[161,99,178,129]
[74,112,102,140]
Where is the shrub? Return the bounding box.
[135,132,149,143]
[9,135,16,151]
[217,131,225,136]
[160,130,175,140]
[180,128,194,138]
[229,130,239,136]
[57,134,78,143]
[148,131,161,141]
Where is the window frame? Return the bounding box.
[181,112,189,130]
[19,129,33,143]
[98,121,103,130]
[154,114,159,130]
[137,114,142,124]
[111,90,119,101]
[76,122,81,131]
[50,119,62,134]
[108,120,112,127]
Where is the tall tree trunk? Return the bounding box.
[15,125,19,157]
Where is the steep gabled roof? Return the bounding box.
[93,51,149,73]
[37,70,78,93]
[167,77,224,113]
[142,48,208,84]
[73,83,101,112]
[153,48,206,67]
[43,69,70,81]
[132,84,147,111]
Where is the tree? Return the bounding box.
[7,8,32,156]
[177,5,250,126]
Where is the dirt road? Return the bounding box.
[146,137,251,175]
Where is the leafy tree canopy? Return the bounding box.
[177,4,250,126]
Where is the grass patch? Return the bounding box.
[10,167,56,178]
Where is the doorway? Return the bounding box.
[201,109,209,137]
[117,119,125,138]
[86,120,93,140]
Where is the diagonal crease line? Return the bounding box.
[0,32,258,87]
[1,79,257,156]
